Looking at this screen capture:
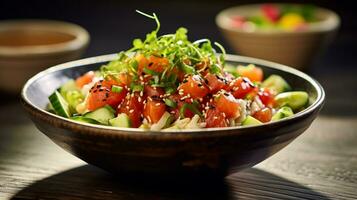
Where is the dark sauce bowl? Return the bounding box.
[21,54,324,179]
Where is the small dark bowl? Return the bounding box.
[21,54,324,179]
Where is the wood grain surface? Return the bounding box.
[0,102,356,200]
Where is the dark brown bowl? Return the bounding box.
[21,54,324,179]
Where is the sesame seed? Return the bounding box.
[148,97,153,101]
[131,93,134,97]
[140,91,144,97]
[126,106,129,109]
[213,116,218,120]
[129,109,134,113]
[139,76,144,81]
[155,103,161,106]
[222,113,226,118]
[180,95,189,100]
[170,111,175,114]
[138,97,142,102]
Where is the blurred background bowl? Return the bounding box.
[216,4,340,70]
[0,19,89,93]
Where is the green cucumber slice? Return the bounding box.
[84,106,115,125]
[109,113,131,128]
[242,116,263,126]
[71,116,100,124]
[49,91,72,118]
[271,106,294,121]
[261,75,291,93]
[59,80,78,97]
[274,91,309,111]
[65,90,84,111]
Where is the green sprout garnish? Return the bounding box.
[100,10,227,90]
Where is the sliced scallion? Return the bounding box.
[112,85,123,93]
[164,99,177,108]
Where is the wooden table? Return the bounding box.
[0,94,356,199]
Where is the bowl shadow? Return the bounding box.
[12,165,330,200]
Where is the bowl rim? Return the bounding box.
[0,19,90,57]
[215,3,340,35]
[21,53,325,139]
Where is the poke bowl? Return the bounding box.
[21,11,325,179]
[216,3,340,70]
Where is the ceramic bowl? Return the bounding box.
[21,54,324,179]
[216,4,340,70]
[0,19,89,93]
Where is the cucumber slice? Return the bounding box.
[261,75,291,93]
[49,91,72,118]
[65,90,84,111]
[271,107,294,121]
[84,106,115,125]
[242,116,263,126]
[224,64,239,77]
[274,91,309,111]
[59,80,78,97]
[71,116,100,124]
[109,113,131,128]
[139,123,150,130]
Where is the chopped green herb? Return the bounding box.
[112,85,123,93]
[164,99,177,108]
